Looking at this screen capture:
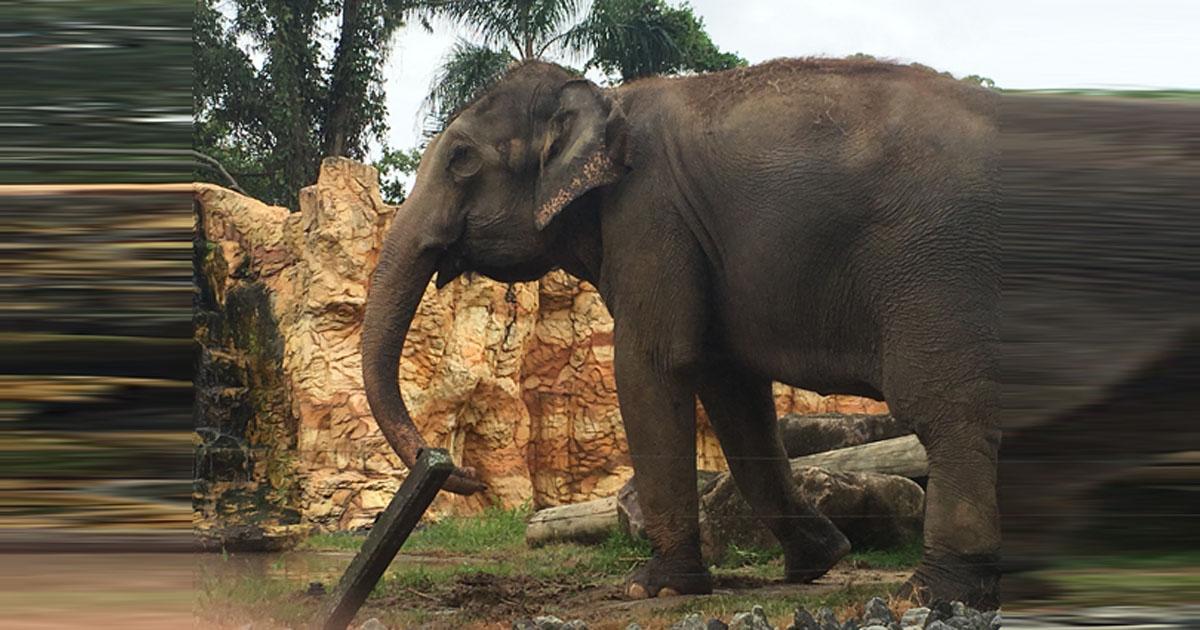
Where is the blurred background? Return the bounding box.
[0,0,193,626]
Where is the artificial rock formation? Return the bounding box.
[193,158,887,542]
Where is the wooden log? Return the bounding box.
[524,438,930,547]
[318,448,454,630]
[790,435,928,478]
[525,496,618,547]
[779,413,910,457]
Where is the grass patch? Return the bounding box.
[298,504,532,555]
[403,504,529,554]
[846,540,923,570]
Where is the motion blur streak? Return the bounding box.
[0,1,193,628]
[996,92,1200,609]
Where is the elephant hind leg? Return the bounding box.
[699,365,850,582]
[890,377,1002,610]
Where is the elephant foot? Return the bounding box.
[782,526,851,583]
[897,552,1001,611]
[624,554,712,599]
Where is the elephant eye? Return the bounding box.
[448,144,482,179]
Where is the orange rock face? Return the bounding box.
[194,158,886,534]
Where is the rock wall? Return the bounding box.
[193,158,886,541]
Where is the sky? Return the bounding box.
[380,0,1200,159]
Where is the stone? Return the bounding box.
[563,621,588,630]
[862,597,894,626]
[789,607,819,630]
[671,614,708,630]
[729,605,774,630]
[924,623,951,630]
[194,158,888,539]
[898,607,929,629]
[817,607,840,630]
[699,465,924,561]
[357,619,387,630]
[926,601,954,627]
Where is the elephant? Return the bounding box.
[360,57,1200,608]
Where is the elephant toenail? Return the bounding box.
[657,587,680,598]
[626,583,648,599]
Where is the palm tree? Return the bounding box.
[423,0,585,129]
[422,0,743,131]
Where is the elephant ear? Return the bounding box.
[534,79,629,230]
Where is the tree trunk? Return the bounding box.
[323,0,363,158]
[525,497,618,547]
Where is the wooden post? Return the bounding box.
[318,448,455,630]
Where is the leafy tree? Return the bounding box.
[194,0,428,206]
[377,146,424,203]
[572,0,746,82]
[423,0,743,130]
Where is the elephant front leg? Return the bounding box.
[614,347,712,599]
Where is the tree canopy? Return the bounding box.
[194,0,426,206]
[423,0,745,130]
[194,0,744,205]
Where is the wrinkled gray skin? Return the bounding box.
[361,58,1199,608]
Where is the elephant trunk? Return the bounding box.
[361,210,486,495]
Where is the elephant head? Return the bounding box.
[361,62,629,494]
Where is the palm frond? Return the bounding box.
[423,39,516,133]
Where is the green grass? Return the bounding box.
[299,504,532,555]
[403,504,530,554]
[846,541,924,570]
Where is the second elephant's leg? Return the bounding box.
[698,367,850,582]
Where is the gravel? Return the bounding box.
[513,602,1200,630]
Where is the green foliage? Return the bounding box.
[403,503,531,554]
[847,539,924,569]
[194,0,426,207]
[573,0,747,82]
[425,40,519,131]
[377,146,425,203]
[961,74,997,89]
[422,0,743,132]
[439,0,586,59]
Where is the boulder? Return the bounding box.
[778,413,910,457]
[699,466,924,561]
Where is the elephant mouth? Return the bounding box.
[436,248,555,287]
